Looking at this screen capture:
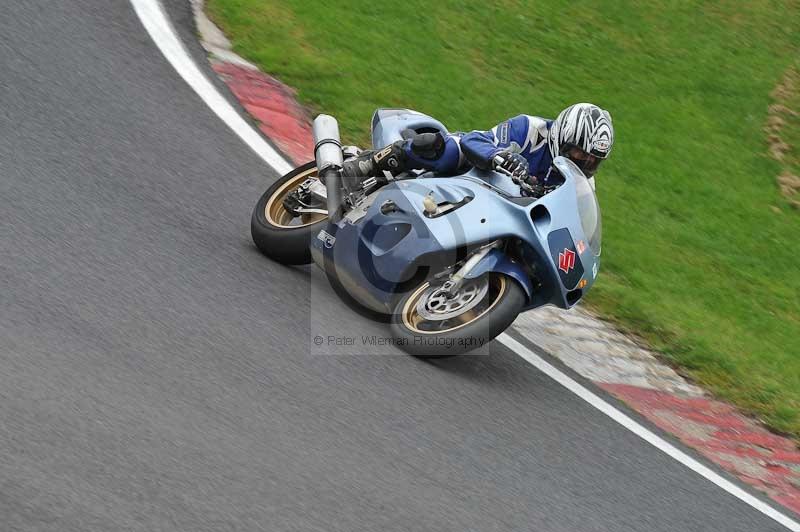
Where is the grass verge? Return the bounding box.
[207,0,800,439]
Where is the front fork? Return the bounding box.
[442,240,502,297]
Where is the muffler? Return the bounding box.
[312,114,344,222]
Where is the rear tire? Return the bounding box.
[251,162,327,265]
[390,273,524,357]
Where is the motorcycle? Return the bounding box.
[251,109,602,356]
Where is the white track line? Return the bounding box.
[499,334,800,531]
[129,1,800,529]
[129,0,292,176]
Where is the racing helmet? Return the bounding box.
[548,103,614,176]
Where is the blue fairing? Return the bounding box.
[310,164,600,315]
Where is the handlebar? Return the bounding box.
[492,155,538,195]
[493,155,559,198]
[492,155,510,174]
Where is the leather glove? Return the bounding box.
[492,150,529,180]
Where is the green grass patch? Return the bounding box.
[207,0,800,438]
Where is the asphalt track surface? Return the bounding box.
[0,1,793,530]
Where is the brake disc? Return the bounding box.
[415,277,489,321]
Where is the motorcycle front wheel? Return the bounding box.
[251,162,327,265]
[390,273,525,357]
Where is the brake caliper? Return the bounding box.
[282,178,317,216]
[282,189,303,217]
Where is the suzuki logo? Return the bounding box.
[558,248,576,274]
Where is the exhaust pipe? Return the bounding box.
[312,114,344,222]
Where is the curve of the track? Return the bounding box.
[0,1,791,530]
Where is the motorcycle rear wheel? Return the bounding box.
[251,162,327,265]
[390,273,524,357]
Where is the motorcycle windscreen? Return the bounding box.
[554,156,602,256]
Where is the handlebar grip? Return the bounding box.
[493,155,514,177]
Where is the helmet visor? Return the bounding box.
[563,145,603,176]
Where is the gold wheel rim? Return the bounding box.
[401,275,507,334]
[264,168,327,228]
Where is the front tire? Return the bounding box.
[251,162,327,265]
[390,273,525,357]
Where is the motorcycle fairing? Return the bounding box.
[310,159,599,314]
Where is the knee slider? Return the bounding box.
[408,132,446,160]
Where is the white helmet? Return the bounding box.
[549,103,614,176]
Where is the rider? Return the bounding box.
[342,102,614,191]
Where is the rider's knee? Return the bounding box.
[406,131,446,160]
